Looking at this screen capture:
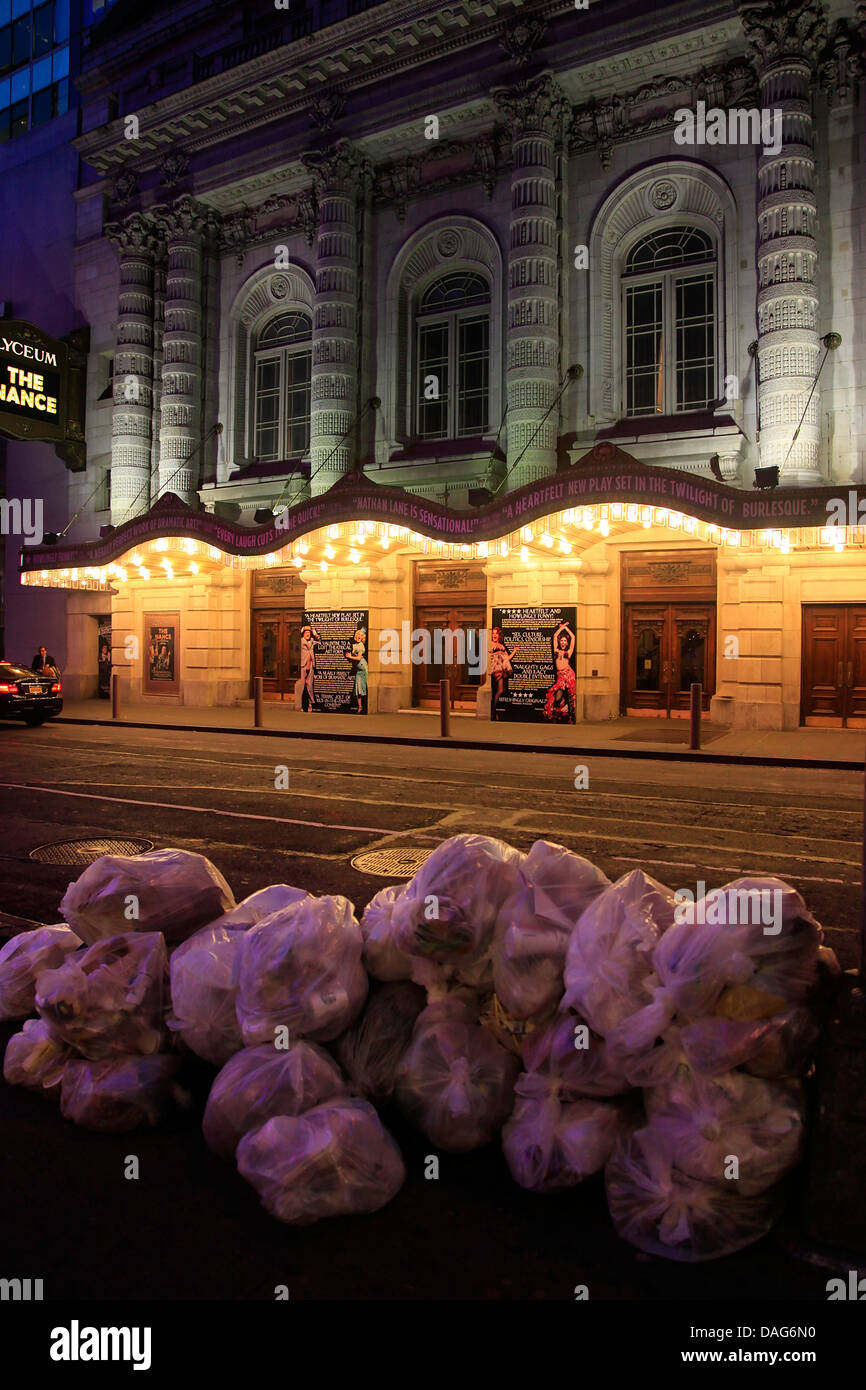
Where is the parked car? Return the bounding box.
[0,663,63,725]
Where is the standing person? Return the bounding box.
[299,624,320,711]
[489,625,518,722]
[344,628,368,714]
[543,620,576,723]
[30,645,59,677]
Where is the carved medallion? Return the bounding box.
[649,179,678,211]
[436,230,461,258]
[269,276,291,301]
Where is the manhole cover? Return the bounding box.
[30,837,155,865]
[350,846,435,878]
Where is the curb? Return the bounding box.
[52,716,864,772]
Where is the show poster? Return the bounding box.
[97,616,112,699]
[143,613,180,695]
[489,606,577,724]
[303,609,369,714]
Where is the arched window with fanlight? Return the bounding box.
[252,310,312,462]
[415,271,491,439]
[621,225,717,418]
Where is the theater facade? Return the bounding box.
[16,0,866,730]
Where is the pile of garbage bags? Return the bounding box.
[0,836,838,1253]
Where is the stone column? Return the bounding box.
[154,195,212,505]
[301,141,370,496]
[104,212,158,526]
[149,234,166,503]
[493,75,570,492]
[741,1,828,484]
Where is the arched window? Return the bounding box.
[253,310,312,461]
[621,225,716,418]
[415,271,491,439]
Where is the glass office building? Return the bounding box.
[0,0,118,141]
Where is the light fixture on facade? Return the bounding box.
[541,532,553,548]
[520,546,529,563]
[380,535,390,549]
[324,545,335,559]
[499,540,508,557]
[559,538,572,554]
[599,519,610,537]
[320,560,328,572]
[189,562,199,574]
[349,549,361,564]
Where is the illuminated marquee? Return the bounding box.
[0,320,68,444]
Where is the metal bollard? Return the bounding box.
[254,676,264,728]
[861,736,866,986]
[439,679,451,738]
[110,672,120,721]
[689,682,702,750]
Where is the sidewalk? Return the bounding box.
[54,699,866,769]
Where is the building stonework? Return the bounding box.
[13,0,866,729]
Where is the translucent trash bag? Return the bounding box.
[3,1018,74,1097]
[203,1040,347,1161]
[61,847,235,945]
[60,1054,180,1133]
[0,924,82,1021]
[167,923,246,1066]
[36,931,168,1060]
[331,979,427,1106]
[503,1073,631,1192]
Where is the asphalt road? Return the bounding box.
[0,719,863,1301]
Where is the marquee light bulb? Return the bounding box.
[349,549,361,563]
[380,535,390,548]
[499,540,508,557]
[189,562,199,574]
[599,519,610,537]
[520,546,529,563]
[324,545,335,559]
[320,560,328,572]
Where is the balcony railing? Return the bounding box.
[192,13,314,86]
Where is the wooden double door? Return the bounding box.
[623,602,716,716]
[412,603,486,709]
[253,610,302,699]
[801,605,866,728]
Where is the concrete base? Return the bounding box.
[376,685,402,714]
[583,692,617,722]
[475,686,491,719]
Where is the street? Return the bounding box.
[0,719,862,1300]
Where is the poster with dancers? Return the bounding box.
[489,606,576,723]
[302,609,369,713]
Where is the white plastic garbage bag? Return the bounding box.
[217,884,310,930]
[623,876,823,1051]
[35,931,167,1059]
[202,1041,348,1161]
[61,848,235,945]
[562,870,678,1047]
[390,835,525,984]
[236,1098,406,1225]
[680,1007,821,1079]
[395,995,520,1152]
[521,1011,633,1098]
[605,1125,779,1262]
[60,1054,179,1132]
[331,980,426,1105]
[3,1018,73,1096]
[0,924,82,1020]
[360,884,414,982]
[502,1074,630,1192]
[235,895,368,1045]
[643,1064,806,1196]
[167,924,246,1065]
[493,841,610,1019]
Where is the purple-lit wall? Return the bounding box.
[1,108,79,669]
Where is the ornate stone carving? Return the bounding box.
[436,229,461,258]
[433,568,471,590]
[499,16,546,67]
[112,169,139,205]
[649,179,678,211]
[153,194,211,240]
[105,211,159,258]
[819,16,865,106]
[160,149,190,187]
[309,88,345,134]
[219,206,256,265]
[269,275,291,301]
[492,74,570,140]
[738,1,828,70]
[648,562,692,584]
[301,139,371,197]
